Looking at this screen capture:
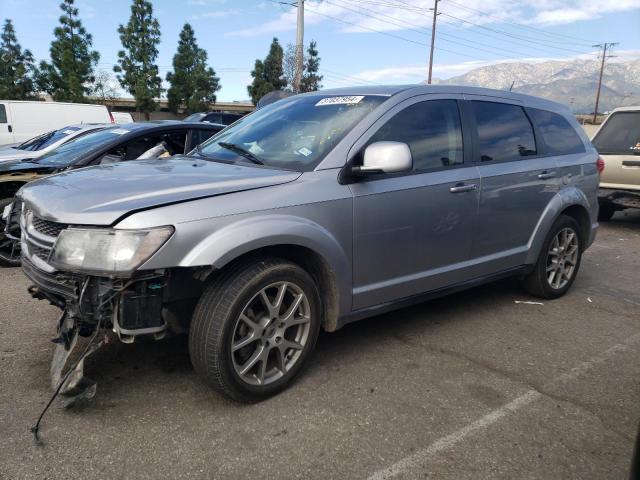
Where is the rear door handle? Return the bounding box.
[538,171,556,180]
[7,125,11,133]
[449,183,477,193]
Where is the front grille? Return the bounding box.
[31,215,67,237]
[30,244,51,262]
[22,256,79,299]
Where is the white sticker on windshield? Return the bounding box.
[109,128,130,135]
[315,96,364,106]
[62,129,77,134]
[297,147,312,157]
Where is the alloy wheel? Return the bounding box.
[231,281,311,386]
[546,227,579,290]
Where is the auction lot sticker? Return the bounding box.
[316,96,364,106]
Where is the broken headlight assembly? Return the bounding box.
[50,226,174,276]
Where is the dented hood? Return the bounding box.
[18,156,301,225]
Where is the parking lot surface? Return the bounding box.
[1,212,639,479]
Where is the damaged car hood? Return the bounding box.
[18,156,302,225]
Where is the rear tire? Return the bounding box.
[0,197,21,268]
[189,257,321,402]
[597,202,616,222]
[522,215,582,299]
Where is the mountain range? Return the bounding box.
[433,58,640,113]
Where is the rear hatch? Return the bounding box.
[592,109,640,191]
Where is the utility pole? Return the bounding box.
[592,42,618,124]
[427,0,440,84]
[294,0,304,93]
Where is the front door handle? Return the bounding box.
[538,171,556,180]
[449,183,477,193]
[7,125,12,133]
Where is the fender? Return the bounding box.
[525,186,595,265]
[179,214,353,315]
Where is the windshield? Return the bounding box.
[34,127,119,166]
[15,127,83,151]
[592,111,640,155]
[196,94,387,171]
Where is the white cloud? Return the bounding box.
[191,9,239,20]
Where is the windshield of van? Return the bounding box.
[195,95,387,171]
[15,127,83,151]
[34,127,116,166]
[592,111,640,155]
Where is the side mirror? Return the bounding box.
[354,141,412,175]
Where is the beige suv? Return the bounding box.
[592,106,640,220]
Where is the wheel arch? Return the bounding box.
[179,215,352,331]
[525,187,595,264]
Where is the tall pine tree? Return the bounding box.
[0,19,39,100]
[38,0,99,102]
[247,38,286,105]
[300,40,322,93]
[166,23,220,114]
[114,0,162,119]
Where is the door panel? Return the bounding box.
[351,167,480,309]
[464,97,560,269]
[349,96,479,310]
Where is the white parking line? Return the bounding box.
[367,333,640,480]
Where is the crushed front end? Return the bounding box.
[19,203,195,403]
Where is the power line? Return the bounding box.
[303,3,499,61]
[444,0,598,46]
[327,0,561,61]
[348,0,597,56]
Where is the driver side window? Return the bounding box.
[368,100,464,172]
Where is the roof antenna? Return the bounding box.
[509,80,515,92]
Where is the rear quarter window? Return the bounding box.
[592,111,640,155]
[528,108,585,155]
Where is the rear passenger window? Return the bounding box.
[369,99,464,171]
[0,105,6,123]
[529,108,584,155]
[471,101,537,162]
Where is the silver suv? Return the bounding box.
[16,86,599,403]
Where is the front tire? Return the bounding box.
[0,197,21,268]
[189,257,321,402]
[522,215,582,299]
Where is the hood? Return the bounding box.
[0,160,55,174]
[0,146,32,162]
[18,156,302,225]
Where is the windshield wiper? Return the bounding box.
[218,142,264,165]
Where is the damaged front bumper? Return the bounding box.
[23,255,169,401]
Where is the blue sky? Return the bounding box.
[2,0,639,101]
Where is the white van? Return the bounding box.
[111,111,135,124]
[0,100,113,146]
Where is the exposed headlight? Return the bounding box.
[50,226,174,276]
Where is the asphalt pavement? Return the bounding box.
[1,211,639,479]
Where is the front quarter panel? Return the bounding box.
[120,170,354,316]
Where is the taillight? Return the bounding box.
[108,110,115,123]
[596,156,605,174]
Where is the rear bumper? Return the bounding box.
[598,188,640,209]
